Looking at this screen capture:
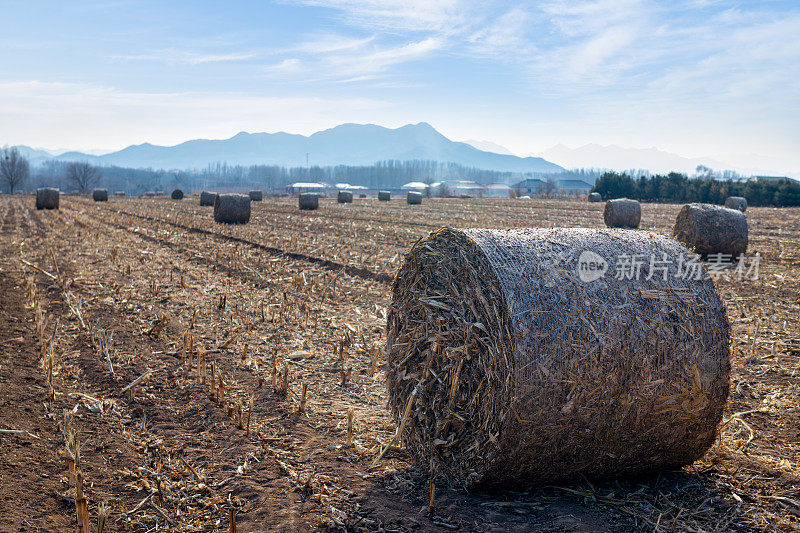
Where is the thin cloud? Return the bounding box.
[115,49,258,65]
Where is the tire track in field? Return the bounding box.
[85,202,395,284]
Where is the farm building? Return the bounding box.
[513,178,547,196]
[484,183,511,197]
[401,181,429,193]
[431,180,485,197]
[286,182,329,195]
[556,179,593,196]
[335,183,368,191]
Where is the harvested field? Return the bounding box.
[0,195,798,532]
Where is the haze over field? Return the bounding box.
[1,1,798,176]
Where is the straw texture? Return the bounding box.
[299,193,319,210]
[200,191,215,206]
[387,227,730,488]
[604,198,640,228]
[673,203,748,257]
[213,193,251,224]
[724,196,747,212]
[36,188,60,210]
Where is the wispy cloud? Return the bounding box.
[115,49,258,65]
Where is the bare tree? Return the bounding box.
[0,147,30,193]
[537,177,557,197]
[67,162,102,193]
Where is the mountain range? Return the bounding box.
[14,123,564,174]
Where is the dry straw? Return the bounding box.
[603,198,640,228]
[299,193,319,210]
[673,203,748,257]
[36,188,60,210]
[337,191,353,204]
[378,190,391,202]
[171,189,184,200]
[588,192,602,203]
[407,191,423,205]
[249,190,263,201]
[387,227,730,488]
[214,194,251,224]
[200,191,215,206]
[93,189,108,202]
[724,196,747,212]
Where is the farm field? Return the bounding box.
[0,195,798,532]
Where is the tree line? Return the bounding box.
[591,171,800,207]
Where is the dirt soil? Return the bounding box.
[0,195,798,532]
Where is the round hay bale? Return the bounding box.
[35,188,59,210]
[337,190,353,204]
[92,189,108,202]
[407,191,423,205]
[200,191,215,206]
[359,193,367,198]
[724,196,747,212]
[299,193,319,210]
[249,190,263,202]
[213,193,251,224]
[588,192,602,202]
[603,198,641,228]
[378,190,391,202]
[672,203,748,257]
[387,227,730,488]
[171,189,184,200]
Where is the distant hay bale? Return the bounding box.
[603,198,641,228]
[407,191,423,205]
[200,191,215,206]
[337,191,353,204]
[378,190,391,202]
[213,193,251,224]
[724,196,747,212]
[93,189,108,202]
[387,227,730,488]
[171,189,184,200]
[299,193,319,210]
[36,188,59,210]
[672,203,748,257]
[113,191,126,196]
[249,190,263,202]
[588,192,602,202]
[359,194,367,198]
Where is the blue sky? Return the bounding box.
[1,0,799,172]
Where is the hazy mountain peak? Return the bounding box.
[32,122,564,173]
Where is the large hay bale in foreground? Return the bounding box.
[673,203,748,257]
[249,190,263,202]
[299,193,319,210]
[213,194,250,224]
[337,191,353,204]
[588,192,602,202]
[378,190,391,202]
[387,227,730,488]
[200,191,215,206]
[171,189,184,200]
[724,196,747,212]
[604,198,641,228]
[36,188,59,210]
[93,189,108,202]
[407,191,423,205]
